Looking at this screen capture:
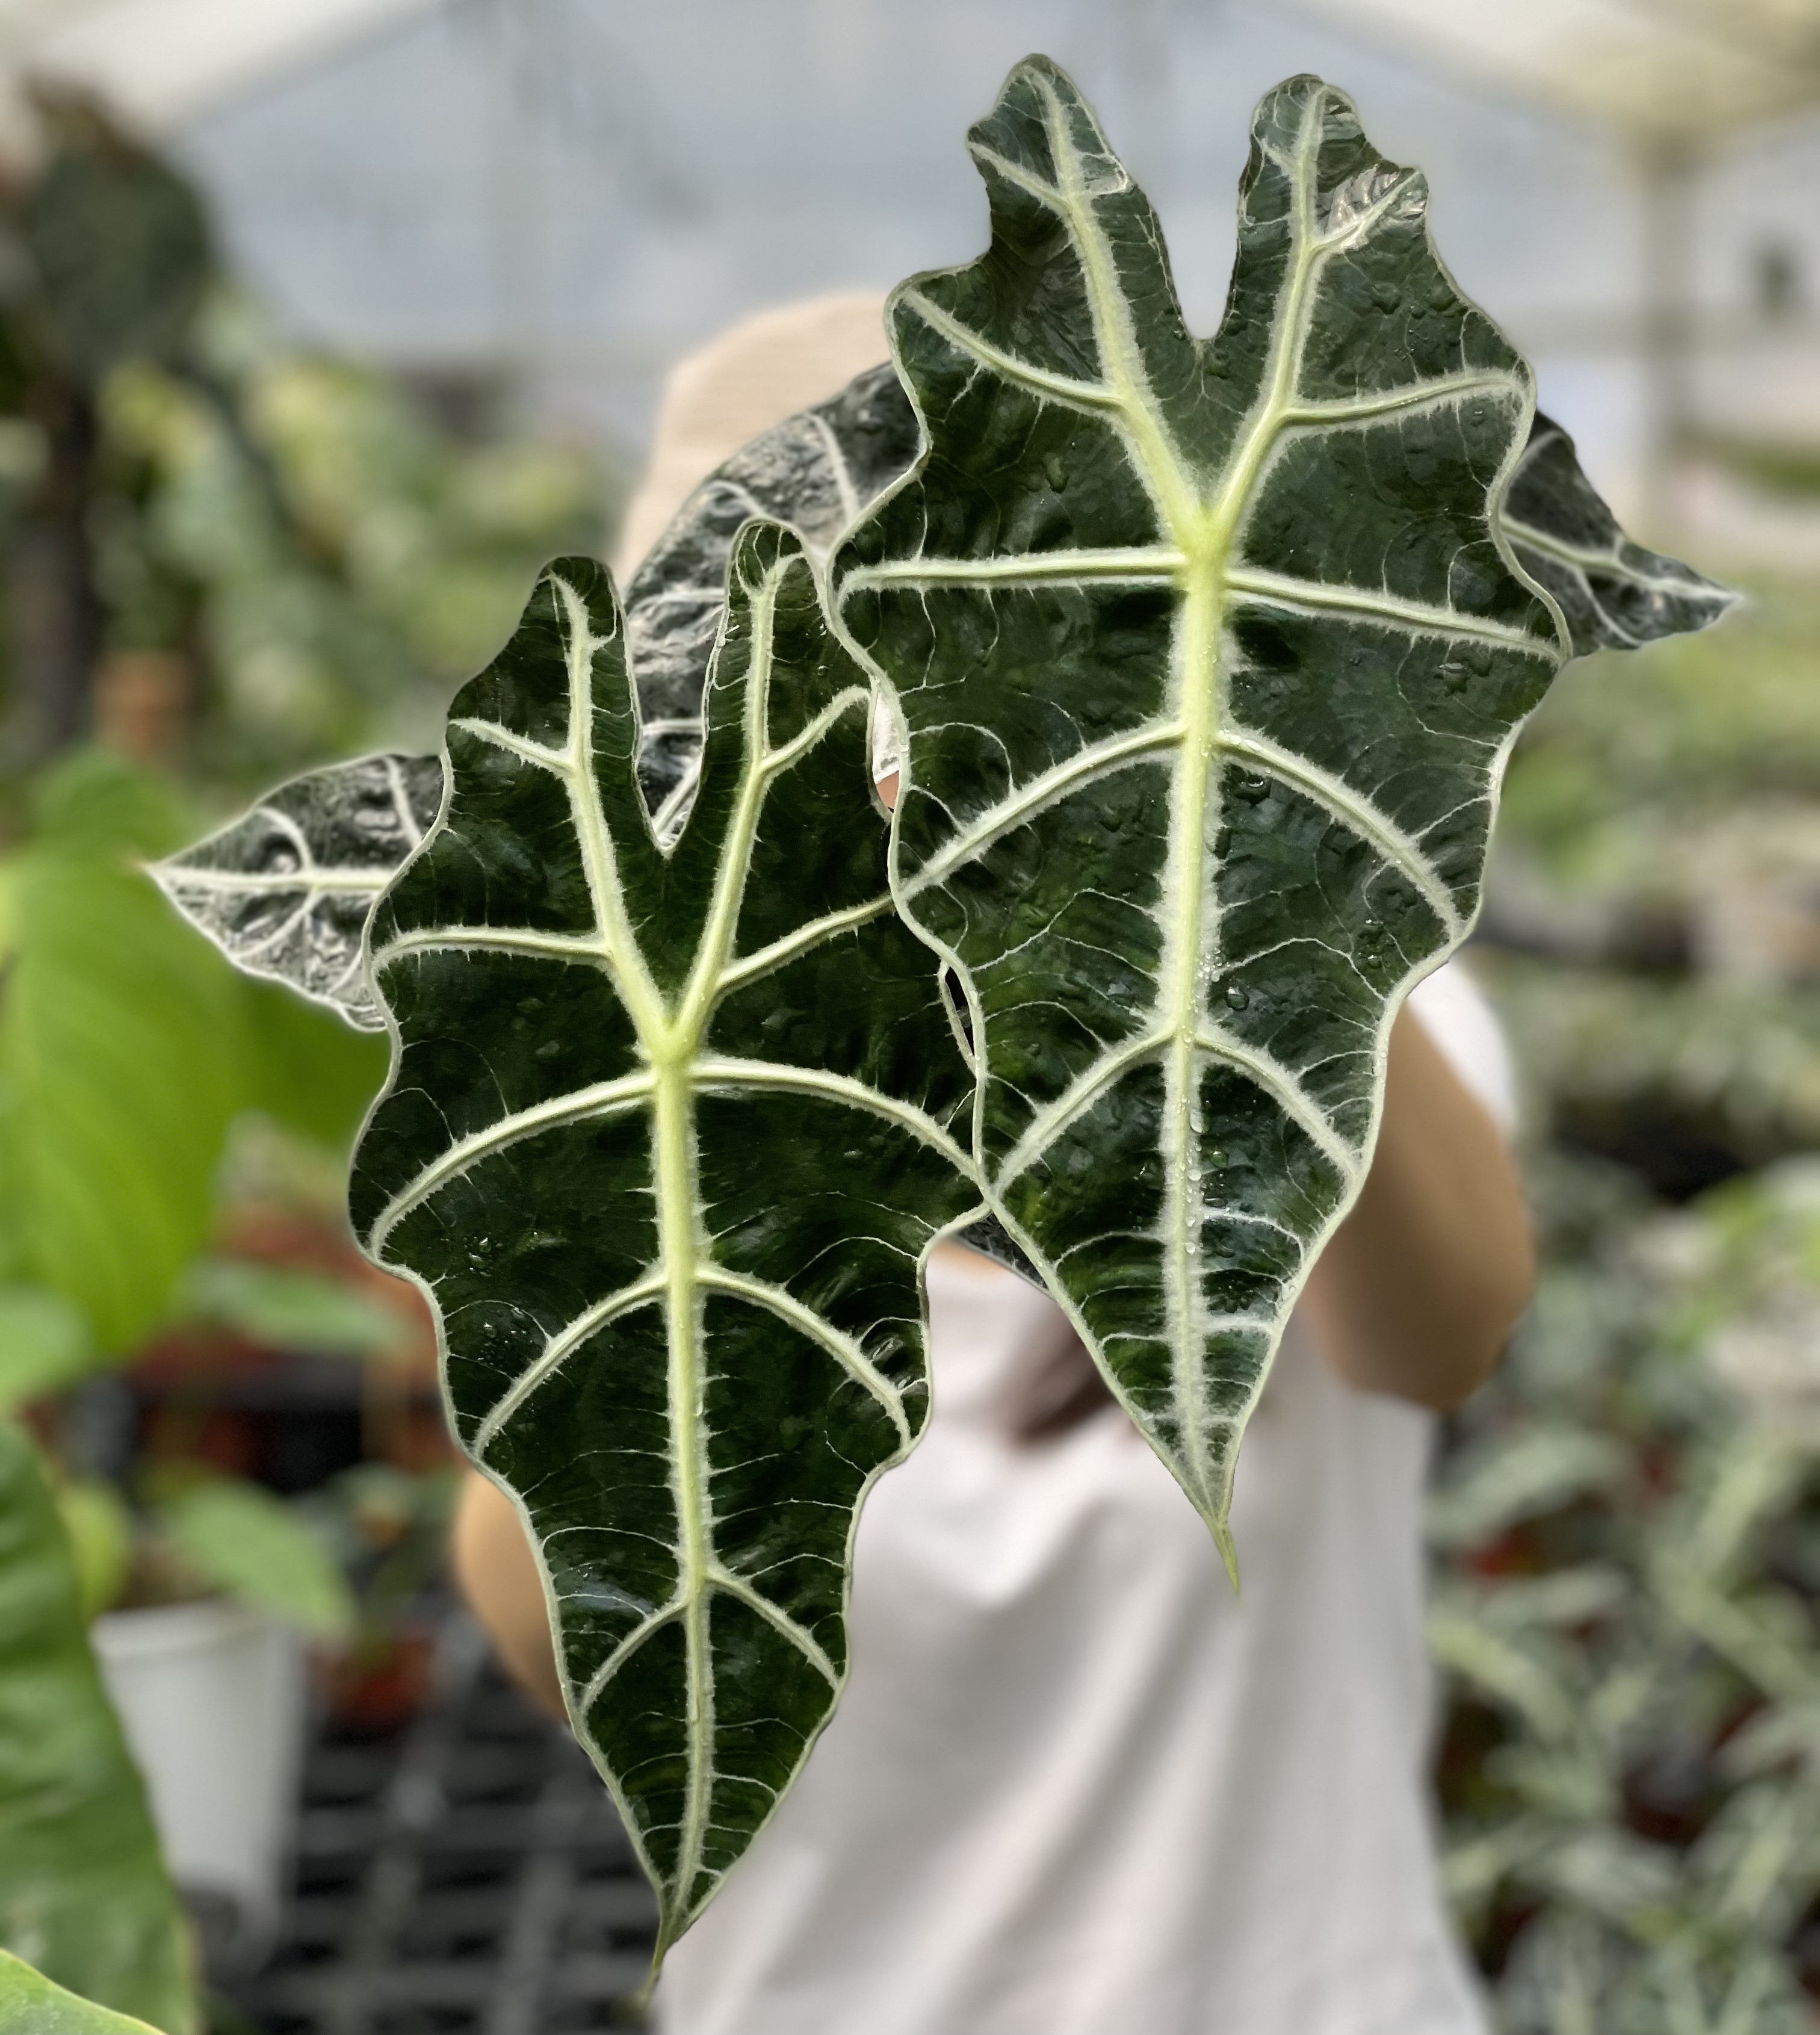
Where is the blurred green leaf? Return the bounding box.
[0,1288,94,1413]
[50,1482,131,1625]
[0,1422,194,2032]
[0,1948,162,2032]
[22,109,210,385]
[240,978,387,1151]
[26,752,188,863]
[179,1257,402,1361]
[158,1479,352,1642]
[0,844,245,1351]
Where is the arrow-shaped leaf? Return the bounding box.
[351,535,977,1956]
[829,60,1701,1563]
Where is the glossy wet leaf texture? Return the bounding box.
[151,56,1732,1965]
[832,58,1728,1562]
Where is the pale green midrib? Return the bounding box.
[1033,77,1333,1516]
[640,563,793,1936]
[164,863,403,893]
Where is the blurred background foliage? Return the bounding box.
[1438,564,1820,2029]
[0,94,607,2031]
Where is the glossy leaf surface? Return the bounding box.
[835,60,1573,1558]
[150,385,1694,1038]
[152,370,921,1015]
[150,754,442,1030]
[0,1424,194,2034]
[352,539,976,1953]
[1503,414,1736,655]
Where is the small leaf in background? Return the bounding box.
[179,1257,406,1361]
[0,1948,164,2034]
[0,1287,94,1414]
[0,1423,196,2034]
[51,1481,132,1625]
[0,844,246,1352]
[158,1478,354,1643]
[22,93,211,386]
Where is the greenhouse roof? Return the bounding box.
[0,0,1814,152]
[1292,0,1820,147]
[0,0,438,143]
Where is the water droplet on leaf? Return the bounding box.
[1044,453,1068,491]
[1209,1148,1229,1170]
[1224,983,1249,1011]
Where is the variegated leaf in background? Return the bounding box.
[350,537,977,1957]
[832,58,1729,1566]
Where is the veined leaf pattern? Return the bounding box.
[834,60,1572,1564]
[150,365,1710,1036]
[149,754,442,1030]
[627,361,920,827]
[1502,414,1737,655]
[351,536,977,1956]
[150,370,921,1023]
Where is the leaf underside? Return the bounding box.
[350,538,976,1953]
[834,59,1586,1556]
[150,752,443,1030]
[1501,415,1735,656]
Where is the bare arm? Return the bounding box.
[1299,1005,1534,1412]
[451,1471,566,1718]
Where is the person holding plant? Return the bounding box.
[453,293,1534,2035]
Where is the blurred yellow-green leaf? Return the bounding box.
[0,1423,195,2032]
[0,1948,163,2033]
[158,1479,353,1643]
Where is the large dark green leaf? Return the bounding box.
[831,59,1589,1563]
[352,538,976,1956]
[0,1422,194,2034]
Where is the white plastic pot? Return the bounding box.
[92,1597,307,1958]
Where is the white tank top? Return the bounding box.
[655,962,1510,2035]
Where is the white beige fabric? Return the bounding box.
[611,289,888,579]
[629,300,1504,2035]
[656,969,1505,2035]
